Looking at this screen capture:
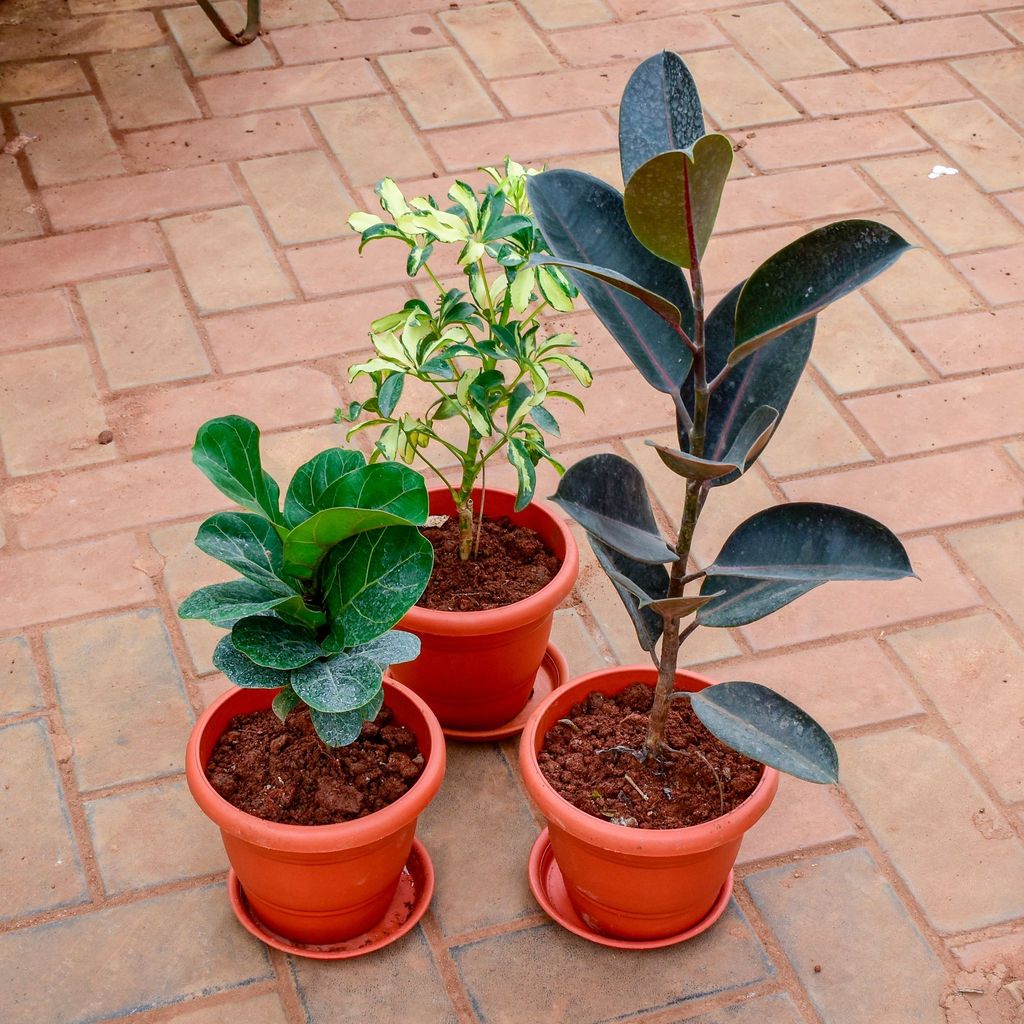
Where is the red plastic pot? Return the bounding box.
[519,665,779,941]
[185,679,445,945]
[391,487,578,730]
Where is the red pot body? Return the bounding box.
[392,487,578,730]
[519,666,779,941]
[185,680,445,945]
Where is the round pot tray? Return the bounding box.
[443,642,569,743]
[227,837,434,960]
[528,828,733,949]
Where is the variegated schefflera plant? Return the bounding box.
[342,160,592,561]
[526,52,917,784]
[178,416,433,747]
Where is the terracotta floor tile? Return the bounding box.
[864,245,982,320]
[199,60,383,117]
[86,778,227,894]
[908,99,1024,193]
[0,155,41,242]
[312,95,435,185]
[953,51,1024,128]
[13,96,124,187]
[164,2,273,77]
[716,3,848,79]
[380,47,500,129]
[123,111,315,172]
[683,47,800,128]
[79,270,210,388]
[92,46,200,129]
[864,152,1024,255]
[886,0,1012,15]
[0,534,155,632]
[834,15,1012,67]
[155,993,289,1024]
[0,884,270,1024]
[680,993,805,1024]
[520,0,611,29]
[162,206,294,314]
[272,13,442,64]
[783,65,970,118]
[487,64,631,118]
[452,907,769,1023]
[0,636,43,717]
[550,14,726,68]
[0,343,115,476]
[286,235,415,298]
[0,13,162,61]
[899,306,1023,376]
[441,2,558,78]
[841,728,1024,931]
[1000,189,1024,225]
[0,290,79,353]
[950,518,1024,629]
[260,0,337,28]
[43,165,242,233]
[0,719,88,920]
[0,59,90,103]
[550,606,609,675]
[746,848,947,1024]
[953,243,1024,306]
[993,9,1024,41]
[240,150,354,245]
[789,0,891,31]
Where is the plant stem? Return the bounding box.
[456,433,482,560]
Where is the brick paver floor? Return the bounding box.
[1,1,1023,1021]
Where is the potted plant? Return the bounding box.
[180,415,445,953]
[517,51,916,945]
[341,162,590,734]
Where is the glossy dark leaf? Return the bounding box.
[178,580,293,626]
[212,635,289,689]
[322,526,433,649]
[691,682,839,784]
[309,706,365,747]
[195,512,294,591]
[323,462,429,524]
[291,652,382,713]
[687,284,815,485]
[378,372,405,418]
[192,416,283,525]
[272,686,301,721]
[590,536,669,652]
[619,50,705,184]
[551,453,676,564]
[351,630,421,668]
[284,448,365,526]
[231,615,324,670]
[645,440,736,482]
[623,135,732,268]
[697,575,821,628]
[527,169,694,394]
[729,221,911,365]
[359,687,385,723]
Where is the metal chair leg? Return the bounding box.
[195,0,262,46]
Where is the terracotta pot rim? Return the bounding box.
[519,665,779,856]
[401,486,578,636]
[185,679,446,854]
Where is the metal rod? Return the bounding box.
[195,0,262,45]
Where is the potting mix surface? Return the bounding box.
[3,1,1024,1022]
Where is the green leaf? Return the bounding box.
[325,462,429,524]
[686,284,814,486]
[357,222,408,251]
[641,593,719,618]
[231,615,324,670]
[192,416,283,525]
[195,512,295,591]
[273,595,327,630]
[697,503,915,627]
[291,652,382,712]
[527,170,694,395]
[590,536,668,652]
[623,135,733,269]
[352,630,421,668]
[507,437,537,512]
[407,242,433,276]
[619,50,705,184]
[358,687,385,723]
[377,372,404,419]
[322,526,433,649]
[178,580,294,626]
[272,686,301,721]
[536,265,575,312]
[551,453,676,564]
[691,682,838,784]
[729,221,911,366]
[284,448,366,526]
[308,707,364,747]
[530,405,560,437]
[546,353,593,388]
[282,507,425,580]
[212,635,289,689]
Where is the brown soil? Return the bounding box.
[205,704,424,826]
[538,683,762,830]
[417,514,559,611]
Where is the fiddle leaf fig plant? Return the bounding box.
[528,52,916,785]
[179,415,433,747]
[341,160,592,561]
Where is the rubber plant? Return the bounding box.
[526,51,917,785]
[178,415,433,747]
[342,160,592,561]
